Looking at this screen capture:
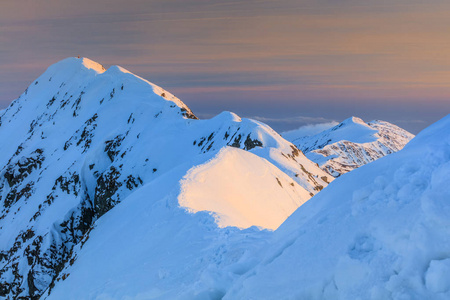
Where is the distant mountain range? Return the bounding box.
[283,116,414,177]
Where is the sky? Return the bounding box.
[1,0,450,134]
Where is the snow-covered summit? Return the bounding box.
[46,57,106,75]
[19,56,196,120]
[284,116,414,176]
[0,57,331,298]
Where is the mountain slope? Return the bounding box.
[225,114,450,299]
[179,147,311,229]
[284,117,414,176]
[43,155,272,299]
[0,57,331,298]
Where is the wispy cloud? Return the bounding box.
[248,115,335,124]
[394,119,427,124]
[1,0,448,133]
[281,122,340,139]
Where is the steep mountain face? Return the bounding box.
[0,57,331,299]
[225,114,450,299]
[284,117,414,177]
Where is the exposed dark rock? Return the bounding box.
[180,107,198,120]
[126,175,143,190]
[230,134,242,148]
[104,134,125,162]
[27,270,39,300]
[71,91,84,117]
[21,229,35,243]
[4,149,44,187]
[244,134,263,150]
[64,114,98,152]
[4,181,34,208]
[94,166,122,217]
[54,172,81,196]
[276,177,283,188]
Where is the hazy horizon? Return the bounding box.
[2,0,450,134]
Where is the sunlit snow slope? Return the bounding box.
[225,114,450,299]
[285,117,414,176]
[179,147,310,229]
[0,57,331,299]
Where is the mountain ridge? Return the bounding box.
[284,116,414,176]
[225,113,450,299]
[0,57,331,298]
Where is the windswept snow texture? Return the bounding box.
[285,116,414,177]
[225,114,450,300]
[0,57,331,299]
[179,147,310,230]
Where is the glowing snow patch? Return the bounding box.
[179,147,310,230]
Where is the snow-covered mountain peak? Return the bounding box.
[342,116,365,125]
[36,57,104,79]
[325,116,378,144]
[213,111,242,123]
[285,117,414,176]
[106,64,131,75]
[0,58,332,298]
[79,57,107,74]
[16,57,196,120]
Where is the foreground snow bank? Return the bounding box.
[225,114,450,299]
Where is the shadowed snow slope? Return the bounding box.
[225,114,450,299]
[284,117,414,177]
[0,57,330,298]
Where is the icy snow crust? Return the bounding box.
[0,57,331,298]
[285,116,414,177]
